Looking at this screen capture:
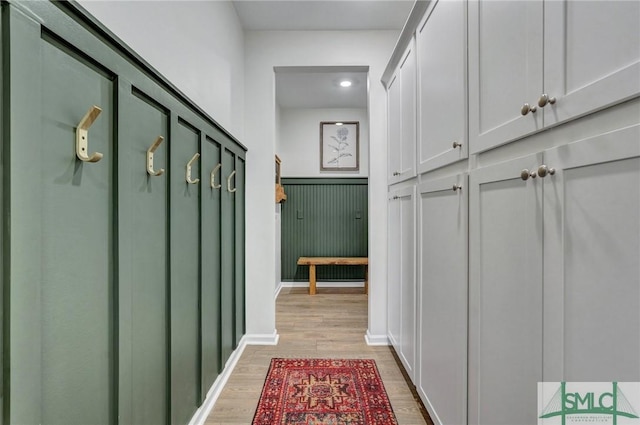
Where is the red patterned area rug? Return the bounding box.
[252,358,399,425]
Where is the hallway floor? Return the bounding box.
[206,287,431,424]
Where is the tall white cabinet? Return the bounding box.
[388,41,417,185]
[469,0,640,153]
[417,174,468,425]
[384,1,639,424]
[417,0,467,173]
[469,125,640,425]
[468,153,544,425]
[388,186,416,381]
[542,124,640,382]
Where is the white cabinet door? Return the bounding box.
[417,0,467,173]
[469,153,543,425]
[469,0,543,154]
[400,42,417,182]
[387,191,401,349]
[388,74,402,184]
[417,174,467,425]
[389,42,417,184]
[399,185,416,381]
[543,1,640,127]
[543,124,640,382]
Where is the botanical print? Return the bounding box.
[327,125,352,167]
[320,122,359,171]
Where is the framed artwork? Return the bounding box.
[320,121,359,171]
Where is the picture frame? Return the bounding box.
[320,121,359,171]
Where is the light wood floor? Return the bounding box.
[206,287,432,425]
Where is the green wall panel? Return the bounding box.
[201,136,222,394]
[40,30,115,424]
[234,158,246,346]
[118,84,170,425]
[170,118,201,425]
[221,149,236,363]
[281,178,368,281]
[0,7,4,424]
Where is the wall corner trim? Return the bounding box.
[364,331,390,346]
[187,339,248,425]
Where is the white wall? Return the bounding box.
[78,0,245,139]
[245,30,397,340]
[278,108,369,177]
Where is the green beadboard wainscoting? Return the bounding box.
[281,178,368,282]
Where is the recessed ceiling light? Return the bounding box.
[339,80,352,88]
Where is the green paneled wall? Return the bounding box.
[40,31,115,424]
[2,2,247,425]
[119,84,170,425]
[170,118,202,424]
[281,178,368,281]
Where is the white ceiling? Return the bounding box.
[275,67,368,109]
[237,1,414,109]
[232,0,414,31]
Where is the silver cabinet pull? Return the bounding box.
[146,136,165,176]
[521,103,537,116]
[452,184,462,191]
[210,163,221,189]
[537,164,556,178]
[227,170,237,193]
[538,94,556,108]
[521,169,537,180]
[186,153,200,184]
[76,105,103,162]
[452,141,463,149]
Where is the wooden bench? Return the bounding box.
[297,257,368,295]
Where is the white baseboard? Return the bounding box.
[274,281,284,299]
[417,388,443,425]
[243,330,280,346]
[276,281,365,299]
[188,337,248,425]
[187,331,281,425]
[364,330,390,346]
[279,281,365,288]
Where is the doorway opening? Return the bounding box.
[273,65,370,310]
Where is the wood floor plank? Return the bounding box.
[206,287,432,425]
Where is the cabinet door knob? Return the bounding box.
[452,184,462,192]
[393,171,401,176]
[538,94,556,108]
[521,169,537,180]
[537,164,556,178]
[521,103,537,116]
[452,141,462,149]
